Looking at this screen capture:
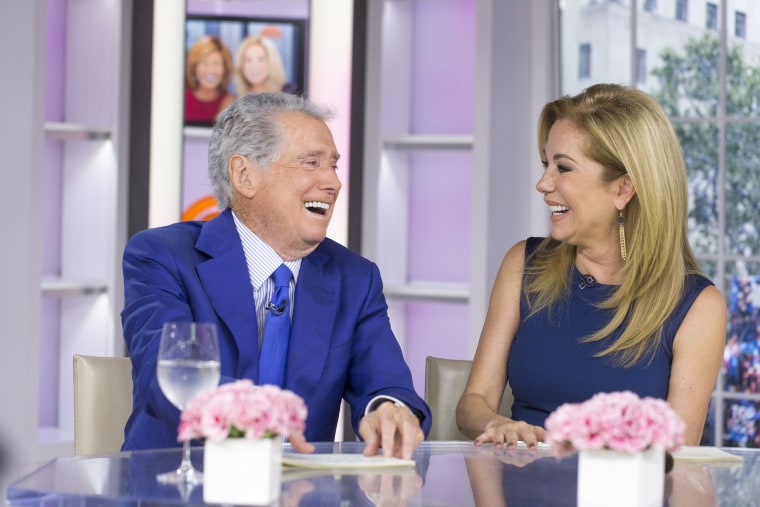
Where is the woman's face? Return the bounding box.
[536,118,621,249]
[242,43,270,86]
[195,50,225,91]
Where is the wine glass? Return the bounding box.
[156,321,221,485]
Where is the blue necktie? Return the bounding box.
[258,264,292,387]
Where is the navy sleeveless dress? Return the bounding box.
[508,237,713,427]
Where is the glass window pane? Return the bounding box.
[725,47,760,119]
[725,122,760,256]
[700,259,718,280]
[674,121,719,255]
[723,400,760,447]
[560,0,760,451]
[724,275,760,396]
[648,33,720,118]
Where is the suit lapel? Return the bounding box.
[196,210,259,377]
[288,246,338,397]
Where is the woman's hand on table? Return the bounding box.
[473,417,545,450]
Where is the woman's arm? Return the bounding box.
[668,285,727,445]
[456,241,545,447]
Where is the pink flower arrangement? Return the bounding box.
[544,391,685,457]
[177,379,308,442]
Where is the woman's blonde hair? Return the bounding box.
[233,35,287,96]
[186,35,233,93]
[524,83,703,366]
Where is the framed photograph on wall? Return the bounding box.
[184,14,308,127]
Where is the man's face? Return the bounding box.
[247,112,341,259]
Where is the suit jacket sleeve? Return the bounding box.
[120,224,241,449]
[342,262,433,436]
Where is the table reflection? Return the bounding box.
[7,442,759,506]
[464,445,729,507]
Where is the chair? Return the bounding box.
[424,356,513,441]
[73,354,133,455]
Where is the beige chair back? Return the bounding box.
[424,356,513,441]
[73,354,133,455]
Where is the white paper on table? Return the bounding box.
[671,446,743,465]
[281,453,415,469]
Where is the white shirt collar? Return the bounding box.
[231,211,301,289]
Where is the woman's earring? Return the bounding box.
[618,211,627,262]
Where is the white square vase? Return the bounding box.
[577,446,664,507]
[203,438,282,505]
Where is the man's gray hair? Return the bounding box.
[208,92,334,209]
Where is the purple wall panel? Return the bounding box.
[411,0,476,134]
[407,151,472,282]
[403,0,476,366]
[45,0,65,121]
[405,302,470,395]
[40,0,68,427]
[182,138,212,214]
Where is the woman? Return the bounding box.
[185,35,236,124]
[456,84,726,447]
[233,34,296,97]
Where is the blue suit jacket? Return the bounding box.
[121,209,431,450]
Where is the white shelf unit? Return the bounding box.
[44,122,112,141]
[38,0,130,451]
[361,0,557,387]
[382,134,474,151]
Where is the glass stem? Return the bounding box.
[178,440,194,477]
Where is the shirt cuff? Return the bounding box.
[365,395,424,423]
[365,395,407,416]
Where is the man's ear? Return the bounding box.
[228,155,258,198]
[615,174,636,210]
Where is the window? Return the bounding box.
[706,3,718,30]
[676,0,688,22]
[636,48,647,84]
[736,11,746,38]
[561,0,760,449]
[644,0,656,13]
[579,43,591,79]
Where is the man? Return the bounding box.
[121,93,431,459]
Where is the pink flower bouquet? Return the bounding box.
[544,391,685,457]
[178,379,308,442]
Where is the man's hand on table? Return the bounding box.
[359,401,424,460]
[358,469,423,507]
[287,431,315,453]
